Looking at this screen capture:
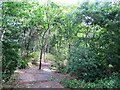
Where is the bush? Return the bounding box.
[53,54,66,73]
[18,59,28,69]
[45,53,56,61]
[67,47,104,82]
[61,72,120,88]
[29,52,39,65]
[93,72,120,88]
[45,53,66,73]
[29,52,39,60]
[61,78,82,88]
[2,41,20,81]
[55,62,66,73]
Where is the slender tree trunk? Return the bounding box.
[43,43,47,62]
[85,26,89,47]
[47,44,49,53]
[68,42,71,60]
[43,47,46,62]
[39,46,43,69]
[38,29,48,69]
[38,20,50,69]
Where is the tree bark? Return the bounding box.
[43,43,47,62]
[39,46,43,69]
[68,42,71,60]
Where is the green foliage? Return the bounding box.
[67,47,104,82]
[2,41,20,80]
[65,1,120,83]
[2,2,20,81]
[2,1,120,85]
[45,53,56,61]
[61,78,81,88]
[46,53,66,73]
[2,73,19,88]
[74,2,120,72]
[61,73,120,88]
[56,63,66,73]
[29,52,39,60]
[2,1,43,81]
[29,52,39,65]
[18,59,28,69]
[53,54,66,73]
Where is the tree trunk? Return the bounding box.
[39,46,43,69]
[68,42,71,60]
[38,30,47,69]
[39,23,50,69]
[43,47,46,62]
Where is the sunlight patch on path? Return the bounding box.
[42,68,55,72]
[43,68,52,72]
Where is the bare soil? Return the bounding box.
[13,62,66,88]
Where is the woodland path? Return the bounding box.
[13,62,66,88]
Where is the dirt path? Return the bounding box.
[14,62,65,88]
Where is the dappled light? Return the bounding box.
[42,68,52,72]
[1,0,120,89]
[14,70,25,74]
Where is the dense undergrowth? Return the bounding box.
[61,73,120,88]
[1,1,120,88]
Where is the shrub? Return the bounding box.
[94,72,120,88]
[29,52,39,60]
[61,78,82,88]
[45,53,56,61]
[56,62,66,73]
[53,54,66,73]
[67,47,104,82]
[45,53,66,73]
[61,72,120,88]
[29,52,39,65]
[18,59,28,69]
[2,41,20,81]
